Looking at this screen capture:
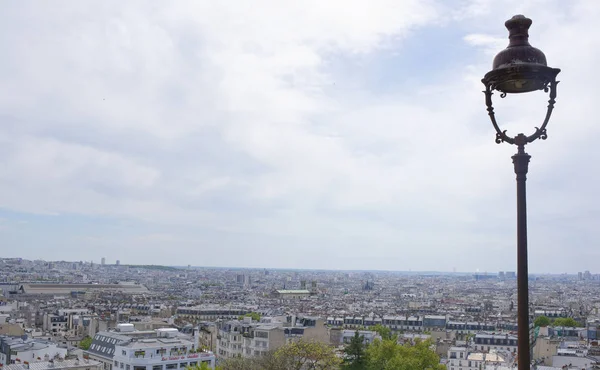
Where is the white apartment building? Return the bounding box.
[447,347,510,370]
[5,359,102,370]
[216,321,246,358]
[0,337,67,365]
[217,316,329,360]
[87,326,215,370]
[242,324,285,358]
[113,336,215,370]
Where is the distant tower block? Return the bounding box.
[310,281,317,293]
[101,257,106,266]
[116,260,120,266]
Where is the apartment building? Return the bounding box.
[193,324,217,352]
[473,334,518,354]
[447,347,510,370]
[216,320,252,358]
[176,307,250,321]
[5,359,102,370]
[273,290,311,300]
[86,325,215,370]
[42,315,68,334]
[217,316,329,359]
[112,334,215,370]
[242,324,285,357]
[446,321,496,333]
[0,336,67,365]
[381,315,423,331]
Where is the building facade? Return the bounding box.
[0,336,67,365]
[473,334,517,354]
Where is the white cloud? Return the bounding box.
[1,0,600,271]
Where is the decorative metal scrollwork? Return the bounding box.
[482,79,558,146]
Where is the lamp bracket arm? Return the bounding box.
[526,80,559,143]
[483,86,515,145]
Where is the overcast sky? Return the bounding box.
[0,0,598,273]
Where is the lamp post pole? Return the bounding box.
[513,140,531,369]
[481,15,560,370]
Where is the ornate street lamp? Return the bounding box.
[481,15,560,370]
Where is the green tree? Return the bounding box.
[553,317,580,327]
[275,339,341,370]
[372,324,393,340]
[343,331,366,369]
[217,357,247,370]
[219,351,288,370]
[365,338,445,370]
[534,315,551,327]
[244,312,261,321]
[79,336,93,350]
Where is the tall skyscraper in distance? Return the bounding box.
[116,260,120,266]
[101,257,106,266]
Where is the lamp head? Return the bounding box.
[482,15,560,94]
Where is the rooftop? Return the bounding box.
[5,359,101,370]
[275,290,310,294]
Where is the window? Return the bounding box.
[114,362,118,367]
[122,351,126,356]
[179,363,188,368]
[120,363,124,369]
[255,331,268,339]
[126,366,130,370]
[166,364,177,370]
[152,366,162,370]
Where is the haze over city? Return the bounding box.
[1,1,599,273]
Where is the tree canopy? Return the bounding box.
[534,315,551,327]
[275,339,341,370]
[186,363,213,370]
[342,331,366,369]
[204,332,444,370]
[365,338,445,370]
[244,312,261,321]
[553,317,581,327]
[79,336,92,350]
[371,324,393,341]
[217,340,340,370]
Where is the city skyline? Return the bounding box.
[2,255,599,277]
[2,1,600,273]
